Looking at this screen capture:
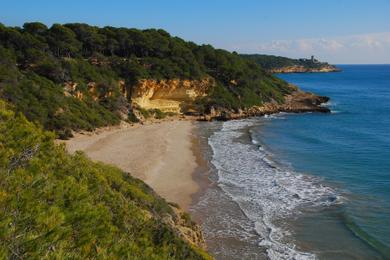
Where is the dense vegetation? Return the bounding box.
[0,22,292,137]
[0,100,210,259]
[241,54,337,71]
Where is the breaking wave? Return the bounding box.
[208,118,340,259]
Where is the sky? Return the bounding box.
[1,0,390,64]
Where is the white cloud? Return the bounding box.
[230,32,390,64]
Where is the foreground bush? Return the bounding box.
[0,101,209,259]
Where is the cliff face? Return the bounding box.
[63,77,329,122]
[270,65,340,73]
[131,78,214,113]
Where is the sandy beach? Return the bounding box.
[64,120,200,209]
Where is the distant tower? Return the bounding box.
[311,55,314,62]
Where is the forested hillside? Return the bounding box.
[241,54,340,73]
[0,22,292,138]
[0,22,331,259]
[0,100,210,259]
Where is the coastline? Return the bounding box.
[61,92,332,258]
[64,119,203,210]
[269,66,341,73]
[189,124,213,210]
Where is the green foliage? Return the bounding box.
[138,107,151,119]
[136,108,170,120]
[151,109,167,119]
[204,83,240,109]
[127,111,140,123]
[181,212,195,228]
[241,54,335,71]
[0,101,209,259]
[0,22,293,136]
[0,71,120,138]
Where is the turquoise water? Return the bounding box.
[255,65,390,258]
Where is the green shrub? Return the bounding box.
[0,22,293,134]
[138,107,151,119]
[127,111,140,123]
[0,100,210,259]
[151,109,166,119]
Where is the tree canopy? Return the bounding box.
[241,54,336,71]
[0,22,292,138]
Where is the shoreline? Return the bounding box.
[269,67,341,73]
[61,93,330,209]
[63,119,203,210]
[189,123,214,213]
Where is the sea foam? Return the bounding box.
[208,118,340,259]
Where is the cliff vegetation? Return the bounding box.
[0,100,210,259]
[241,54,340,73]
[0,22,294,138]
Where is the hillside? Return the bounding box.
[0,22,331,259]
[0,22,322,139]
[0,100,210,259]
[241,54,340,73]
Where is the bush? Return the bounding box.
[0,101,210,259]
[152,109,166,119]
[127,111,140,123]
[138,107,151,119]
[0,22,293,134]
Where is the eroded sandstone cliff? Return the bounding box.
[131,78,214,113]
[63,77,329,122]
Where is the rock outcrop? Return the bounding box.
[64,77,329,123]
[64,80,130,102]
[163,205,207,250]
[131,78,214,113]
[200,90,330,121]
[63,82,84,99]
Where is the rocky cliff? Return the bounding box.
[128,79,330,120]
[131,78,214,113]
[200,89,330,121]
[63,77,329,122]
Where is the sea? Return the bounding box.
[191,65,390,259]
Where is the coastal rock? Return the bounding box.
[200,90,330,121]
[131,78,215,113]
[163,205,207,250]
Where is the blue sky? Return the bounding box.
[2,0,390,63]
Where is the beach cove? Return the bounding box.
[64,119,206,210]
[62,66,390,260]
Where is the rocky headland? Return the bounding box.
[199,90,330,121]
[269,64,341,73]
[241,54,341,74]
